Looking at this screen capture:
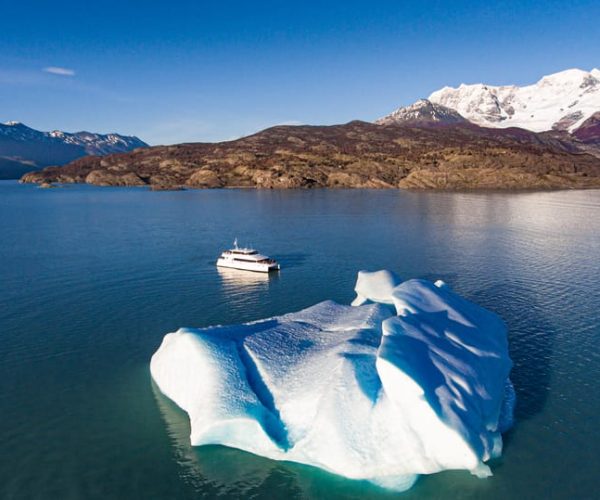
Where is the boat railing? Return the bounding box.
[221,252,277,264]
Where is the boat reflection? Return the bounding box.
[217,266,277,286]
[216,266,280,315]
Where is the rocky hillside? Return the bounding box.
[21,120,600,190]
[0,121,147,179]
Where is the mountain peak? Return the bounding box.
[376,99,468,126]
[538,68,590,82]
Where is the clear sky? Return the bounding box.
[1,0,599,145]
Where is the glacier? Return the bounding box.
[150,270,514,492]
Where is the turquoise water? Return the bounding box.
[1,180,599,499]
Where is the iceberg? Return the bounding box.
[150,270,514,491]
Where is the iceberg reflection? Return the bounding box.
[152,381,390,498]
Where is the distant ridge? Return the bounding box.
[0,121,147,179]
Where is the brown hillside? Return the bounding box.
[21,121,600,190]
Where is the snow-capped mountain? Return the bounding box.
[427,68,600,132]
[1,121,147,155]
[0,121,147,179]
[375,99,468,126]
[47,130,148,156]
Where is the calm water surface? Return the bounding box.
[1,181,599,499]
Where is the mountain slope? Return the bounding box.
[21,120,600,190]
[0,121,147,179]
[0,157,40,180]
[573,111,600,144]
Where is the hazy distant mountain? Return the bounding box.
[0,121,147,179]
[375,99,468,126]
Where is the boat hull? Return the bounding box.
[216,258,280,273]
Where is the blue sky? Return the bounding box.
[1,0,599,145]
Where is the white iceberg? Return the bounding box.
[150,270,514,491]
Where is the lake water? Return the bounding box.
[1,180,599,499]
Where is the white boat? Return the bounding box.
[216,239,280,273]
